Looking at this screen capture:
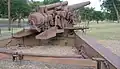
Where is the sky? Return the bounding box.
[64,0,103,11]
[34,0,102,11]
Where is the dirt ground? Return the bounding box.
[98,40,120,57]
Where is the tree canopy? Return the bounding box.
[1,0,119,24]
[101,0,120,22]
[79,7,94,22]
[0,0,8,18]
[11,0,31,19]
[43,0,61,5]
[0,0,31,20]
[92,11,104,23]
[0,0,62,19]
[79,7,104,23]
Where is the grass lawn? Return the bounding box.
[0,18,28,24]
[86,21,120,40]
[0,19,120,40]
[0,18,27,40]
[0,28,23,40]
[0,28,22,33]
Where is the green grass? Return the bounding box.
[0,18,28,24]
[0,19,25,40]
[0,28,22,33]
[86,22,120,40]
[0,19,9,24]
[0,19,120,40]
[0,28,23,40]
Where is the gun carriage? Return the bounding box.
[0,1,119,69]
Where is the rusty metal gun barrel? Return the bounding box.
[68,1,91,11]
[39,1,68,10]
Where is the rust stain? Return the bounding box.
[0,53,9,60]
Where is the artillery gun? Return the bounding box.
[28,1,90,39]
[0,1,120,69]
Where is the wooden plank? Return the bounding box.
[24,56,97,68]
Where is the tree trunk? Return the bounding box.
[87,21,90,26]
[31,0,34,2]
[8,0,11,31]
[18,18,21,27]
[112,0,120,23]
[97,20,99,24]
[18,14,22,27]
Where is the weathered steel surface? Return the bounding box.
[28,1,90,39]
[1,1,118,69]
[0,50,82,58]
[0,48,96,68]
[56,29,64,33]
[13,29,37,38]
[23,54,82,58]
[75,31,120,69]
[0,31,119,69]
[39,1,68,10]
[0,59,95,69]
[0,46,81,58]
[68,1,90,11]
[0,53,9,59]
[24,56,97,68]
[36,27,57,39]
[0,48,13,54]
[0,48,97,68]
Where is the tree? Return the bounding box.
[103,12,111,21]
[79,7,94,23]
[103,11,117,21]
[101,0,120,23]
[0,0,8,18]
[43,0,61,5]
[31,0,34,2]
[30,1,43,12]
[79,7,105,24]
[0,0,32,23]
[11,0,31,24]
[92,11,104,23]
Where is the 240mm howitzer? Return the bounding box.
[28,1,90,39]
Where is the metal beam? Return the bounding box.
[75,32,120,69]
[24,56,97,68]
